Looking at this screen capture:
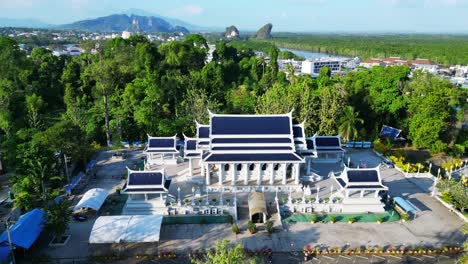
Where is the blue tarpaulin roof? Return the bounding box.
[0,208,45,250]
[0,246,10,262]
[394,197,416,212]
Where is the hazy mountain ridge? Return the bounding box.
[57,14,189,33]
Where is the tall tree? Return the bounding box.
[338,106,364,142]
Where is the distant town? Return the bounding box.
[2,27,467,89]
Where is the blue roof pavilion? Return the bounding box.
[145,135,179,166]
[196,111,304,188]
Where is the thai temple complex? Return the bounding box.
[121,110,389,219]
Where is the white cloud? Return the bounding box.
[168,5,203,16]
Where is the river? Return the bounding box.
[280,48,349,60]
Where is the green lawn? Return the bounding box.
[283,209,400,224]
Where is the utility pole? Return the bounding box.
[4,218,16,264]
[63,153,70,184]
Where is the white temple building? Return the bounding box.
[191,111,306,192]
[332,166,388,213]
[121,168,172,202]
[307,134,345,163]
[145,135,179,165]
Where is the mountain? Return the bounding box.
[254,23,273,39]
[58,14,189,33]
[225,26,240,39]
[0,17,50,28]
[123,9,222,32]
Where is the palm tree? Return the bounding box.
[338,106,364,142]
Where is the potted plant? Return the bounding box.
[323,198,329,203]
[329,216,336,223]
[247,220,257,234]
[347,217,356,224]
[231,223,239,234]
[310,215,318,223]
[376,216,383,224]
[184,198,190,205]
[265,220,274,234]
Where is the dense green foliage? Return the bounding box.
[191,239,246,264]
[0,34,466,211]
[265,34,468,65]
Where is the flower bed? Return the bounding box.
[303,244,462,261]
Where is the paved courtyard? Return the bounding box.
[31,148,466,263]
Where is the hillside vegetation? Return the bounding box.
[265,34,468,65]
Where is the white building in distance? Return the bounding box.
[301,58,342,75]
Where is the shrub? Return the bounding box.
[227,215,233,224]
[115,186,121,194]
[247,220,257,234]
[329,216,336,223]
[401,214,410,222]
[376,216,384,223]
[281,197,287,204]
[265,220,274,234]
[310,215,318,223]
[347,217,356,223]
[231,223,239,234]
[373,139,392,154]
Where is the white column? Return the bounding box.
[243,164,248,185]
[231,163,236,185]
[144,194,148,201]
[345,190,349,198]
[256,164,262,185]
[201,161,205,176]
[189,159,193,177]
[269,164,275,184]
[360,190,364,198]
[219,164,224,186]
[294,163,300,185]
[206,164,210,185]
[282,164,287,184]
[374,190,379,197]
[306,158,311,175]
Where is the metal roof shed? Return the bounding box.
[89,215,164,243]
[73,188,109,212]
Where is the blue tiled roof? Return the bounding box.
[347,170,379,182]
[198,126,210,138]
[212,138,292,144]
[293,126,303,138]
[336,178,346,187]
[128,172,163,185]
[204,153,302,162]
[186,140,197,151]
[306,139,315,150]
[211,116,291,135]
[212,146,293,151]
[315,137,340,147]
[347,185,386,189]
[148,138,175,148]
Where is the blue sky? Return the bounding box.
[0,0,467,32]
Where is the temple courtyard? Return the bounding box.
[34,148,466,262]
